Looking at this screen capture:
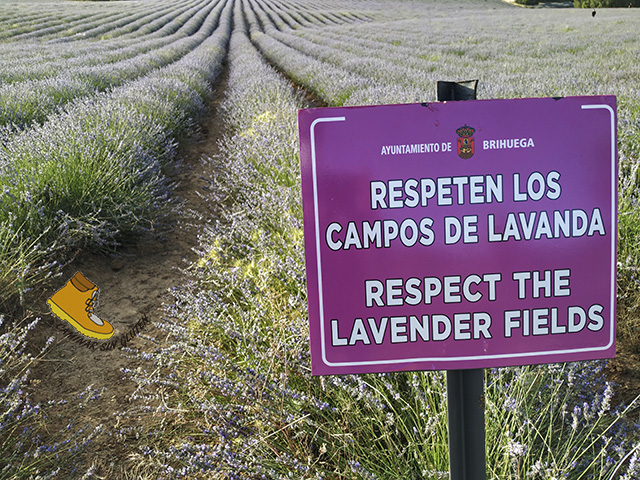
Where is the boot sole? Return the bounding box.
[47,299,114,340]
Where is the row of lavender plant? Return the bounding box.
[0,7,108,40]
[50,0,201,44]
[246,0,382,33]
[0,9,54,27]
[0,0,184,42]
[243,0,376,106]
[0,0,232,304]
[0,3,144,42]
[12,9,130,42]
[243,0,431,106]
[0,0,223,129]
[0,0,204,83]
[1,0,194,47]
[108,0,209,41]
[120,3,639,478]
[7,9,118,41]
[248,0,373,30]
[0,0,198,69]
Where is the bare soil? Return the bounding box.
[607,343,640,412]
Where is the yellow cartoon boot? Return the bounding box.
[47,272,114,339]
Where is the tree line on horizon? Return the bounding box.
[574,0,640,6]
[516,0,639,6]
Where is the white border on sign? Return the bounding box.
[310,116,346,368]
[309,103,616,369]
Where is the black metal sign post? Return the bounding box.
[437,79,478,102]
[437,80,486,480]
[446,368,486,480]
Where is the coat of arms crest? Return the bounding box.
[456,125,475,159]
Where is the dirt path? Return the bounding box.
[24,64,229,477]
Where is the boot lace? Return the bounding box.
[85,293,104,326]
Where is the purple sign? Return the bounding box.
[298,96,617,375]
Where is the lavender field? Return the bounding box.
[1,0,640,478]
